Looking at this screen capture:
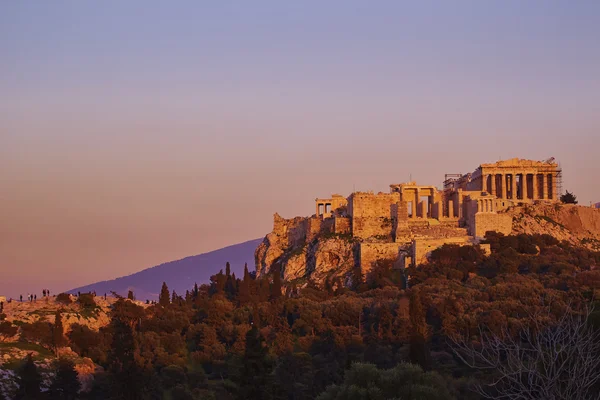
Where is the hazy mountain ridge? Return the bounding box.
[68,239,261,300]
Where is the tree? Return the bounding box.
[560,190,578,204]
[52,310,66,356]
[271,268,283,301]
[451,308,600,400]
[15,353,42,399]
[409,289,432,371]
[0,321,18,341]
[237,326,273,399]
[159,282,170,306]
[316,362,454,400]
[48,358,81,400]
[127,290,135,301]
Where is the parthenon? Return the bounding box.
[444,158,561,201]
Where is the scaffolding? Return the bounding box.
[443,173,463,190]
[541,157,563,197]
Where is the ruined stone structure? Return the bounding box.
[256,158,564,285]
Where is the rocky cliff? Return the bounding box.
[256,204,600,286]
[510,203,600,250]
[255,214,356,286]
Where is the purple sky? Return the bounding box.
[1,1,599,298]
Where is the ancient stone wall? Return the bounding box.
[307,217,322,242]
[334,217,351,234]
[473,213,513,238]
[359,242,406,277]
[321,217,335,235]
[349,192,400,240]
[273,213,308,248]
[411,236,471,266]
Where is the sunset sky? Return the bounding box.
[1,1,599,298]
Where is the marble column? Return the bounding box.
[414,189,420,218]
[511,174,517,200]
[500,174,506,199]
[490,174,496,196]
[542,174,548,200]
[532,174,538,200]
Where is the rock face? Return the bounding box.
[2,296,129,333]
[510,203,600,250]
[255,214,356,286]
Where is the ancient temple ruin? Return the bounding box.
[257,158,563,281]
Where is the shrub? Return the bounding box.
[78,293,96,308]
[0,321,18,340]
[56,293,72,305]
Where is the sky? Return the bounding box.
[1,1,599,298]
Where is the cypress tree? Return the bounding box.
[52,310,66,357]
[48,358,80,400]
[159,282,170,306]
[15,353,42,399]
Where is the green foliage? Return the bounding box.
[15,353,42,399]
[52,310,66,355]
[316,362,454,400]
[53,240,600,400]
[0,320,18,340]
[48,357,81,400]
[55,293,72,305]
[159,282,171,307]
[560,190,578,204]
[77,293,96,309]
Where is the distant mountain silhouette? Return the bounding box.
[69,239,261,301]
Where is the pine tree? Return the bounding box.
[48,358,80,400]
[52,310,66,357]
[127,290,134,301]
[225,262,231,277]
[15,353,42,399]
[171,290,178,304]
[159,282,170,306]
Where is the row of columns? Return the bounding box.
[410,189,434,218]
[483,173,555,200]
[316,202,331,216]
[477,198,495,213]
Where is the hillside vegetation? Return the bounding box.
[2,231,600,399]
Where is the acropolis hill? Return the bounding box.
[255,158,600,286]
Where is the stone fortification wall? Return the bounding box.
[335,217,351,234]
[359,242,406,277]
[473,213,513,238]
[273,213,308,248]
[349,192,400,240]
[412,236,471,266]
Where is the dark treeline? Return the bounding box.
[9,233,600,400]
